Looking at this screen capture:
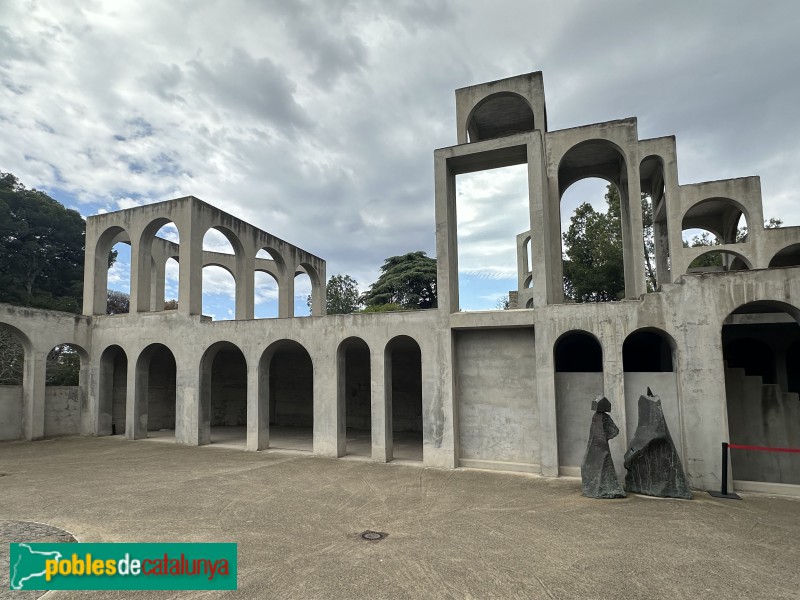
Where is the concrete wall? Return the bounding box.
[148,349,176,430]
[43,387,81,437]
[269,348,313,428]
[390,343,423,433]
[211,350,247,427]
[111,352,127,435]
[343,345,371,431]
[624,373,682,459]
[555,372,604,469]
[456,328,537,467]
[0,386,22,441]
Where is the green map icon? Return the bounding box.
[10,543,63,590]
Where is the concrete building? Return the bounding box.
[2,72,799,495]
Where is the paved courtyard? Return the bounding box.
[1,436,799,600]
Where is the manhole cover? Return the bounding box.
[359,530,387,542]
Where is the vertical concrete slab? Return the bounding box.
[434,152,459,314]
[246,362,268,451]
[535,328,559,476]
[23,349,46,441]
[313,347,341,457]
[371,346,391,462]
[422,329,456,469]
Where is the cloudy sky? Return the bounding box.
[2,1,799,315]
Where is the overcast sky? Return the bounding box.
[2,1,799,314]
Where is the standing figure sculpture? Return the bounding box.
[581,396,626,499]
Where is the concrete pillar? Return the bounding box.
[422,331,457,469]
[546,175,566,304]
[279,270,294,318]
[527,133,556,307]
[311,265,327,317]
[535,330,559,476]
[622,164,647,299]
[125,353,147,440]
[150,256,166,311]
[78,354,93,436]
[246,362,268,451]
[175,362,202,445]
[128,238,143,314]
[22,349,47,441]
[371,346,391,462]
[602,335,627,481]
[654,219,671,286]
[313,348,341,457]
[179,230,203,316]
[237,254,255,320]
[434,151,459,313]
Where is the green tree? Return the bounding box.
[0,172,86,312]
[363,251,437,309]
[107,290,130,315]
[562,185,626,302]
[46,345,81,386]
[0,327,24,385]
[307,274,363,315]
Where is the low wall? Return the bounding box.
[0,386,23,441]
[0,385,82,441]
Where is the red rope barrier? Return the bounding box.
[728,444,800,453]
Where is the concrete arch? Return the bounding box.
[258,339,314,451]
[557,139,629,197]
[98,344,128,437]
[297,262,324,316]
[133,343,177,440]
[465,91,536,143]
[622,328,676,372]
[769,243,800,268]
[337,336,372,457]
[687,249,753,272]
[725,299,800,325]
[384,335,423,462]
[681,197,750,245]
[91,225,131,315]
[0,321,33,355]
[199,340,248,446]
[136,218,182,312]
[553,329,603,372]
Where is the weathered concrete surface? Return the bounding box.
[2,437,800,600]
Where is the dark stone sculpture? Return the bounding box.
[624,388,693,499]
[581,396,626,499]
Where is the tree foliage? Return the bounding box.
[310,274,363,315]
[107,290,130,314]
[363,251,437,309]
[562,185,626,302]
[46,345,81,386]
[0,327,24,385]
[0,172,85,312]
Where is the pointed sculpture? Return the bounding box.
[624,389,693,499]
[581,396,626,498]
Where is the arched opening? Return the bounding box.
[202,266,236,320]
[164,256,179,310]
[523,236,533,289]
[554,331,604,472]
[107,239,131,314]
[202,227,243,320]
[640,155,669,287]
[138,220,180,312]
[455,163,529,310]
[264,340,314,451]
[44,343,87,438]
[723,301,800,485]
[622,329,682,458]
[294,271,312,317]
[466,92,535,142]
[337,337,371,457]
[200,341,247,447]
[386,336,423,461]
[0,324,27,441]
[254,271,279,318]
[687,249,750,273]
[681,198,748,247]
[98,345,127,437]
[558,143,629,302]
[135,344,177,441]
[769,243,800,268]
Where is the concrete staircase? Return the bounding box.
[725,367,800,484]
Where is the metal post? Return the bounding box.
[709,441,741,500]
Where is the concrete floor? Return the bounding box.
[145,427,424,461]
[1,437,799,600]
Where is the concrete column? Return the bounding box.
[602,334,627,481]
[313,348,341,457]
[334,346,348,457]
[179,231,203,316]
[125,354,147,440]
[311,264,327,317]
[654,220,671,286]
[22,349,47,441]
[82,226,100,316]
[150,256,166,311]
[128,238,143,314]
[246,362,268,451]
[236,254,255,320]
[422,330,457,469]
[434,151,459,313]
[78,355,93,436]
[372,346,392,462]
[175,362,202,445]
[534,329,559,476]
[527,133,556,307]
[622,164,647,299]
[546,175,566,304]
[279,270,294,318]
